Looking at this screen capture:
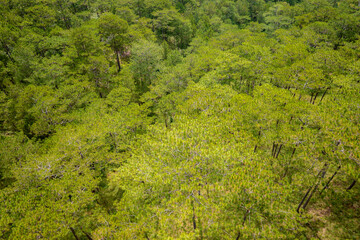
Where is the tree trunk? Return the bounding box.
[192,199,196,230]
[275,144,283,158]
[164,117,168,128]
[70,227,80,240]
[302,164,328,210]
[347,180,356,190]
[243,209,250,225]
[81,229,94,240]
[145,232,150,240]
[291,148,296,158]
[273,143,278,158]
[312,92,319,104]
[297,164,328,212]
[319,88,329,104]
[320,166,341,195]
[302,183,319,210]
[116,51,121,72]
[236,232,241,240]
[297,187,312,213]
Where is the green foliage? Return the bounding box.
[153,7,192,48]
[264,2,294,31]
[1,0,360,239]
[130,40,163,94]
[98,12,129,52]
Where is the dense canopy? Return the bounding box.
[0,0,359,239]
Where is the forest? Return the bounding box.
[0,0,359,239]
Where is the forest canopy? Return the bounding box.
[0,0,359,239]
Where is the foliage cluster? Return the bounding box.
[0,0,359,239]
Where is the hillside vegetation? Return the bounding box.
[0,0,359,239]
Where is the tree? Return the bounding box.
[152,8,192,49]
[98,12,130,72]
[263,2,293,31]
[130,40,163,94]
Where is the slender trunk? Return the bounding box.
[312,92,319,104]
[145,232,150,240]
[319,88,329,104]
[302,183,319,210]
[70,227,80,240]
[116,51,121,72]
[273,144,278,158]
[320,166,341,195]
[243,209,249,226]
[192,199,196,230]
[301,164,328,210]
[347,180,356,190]
[236,232,241,240]
[164,117,168,128]
[297,187,312,213]
[296,163,327,213]
[275,144,279,157]
[275,144,283,158]
[81,229,93,240]
[282,167,288,179]
[291,148,296,158]
[320,163,328,178]
[254,145,257,153]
